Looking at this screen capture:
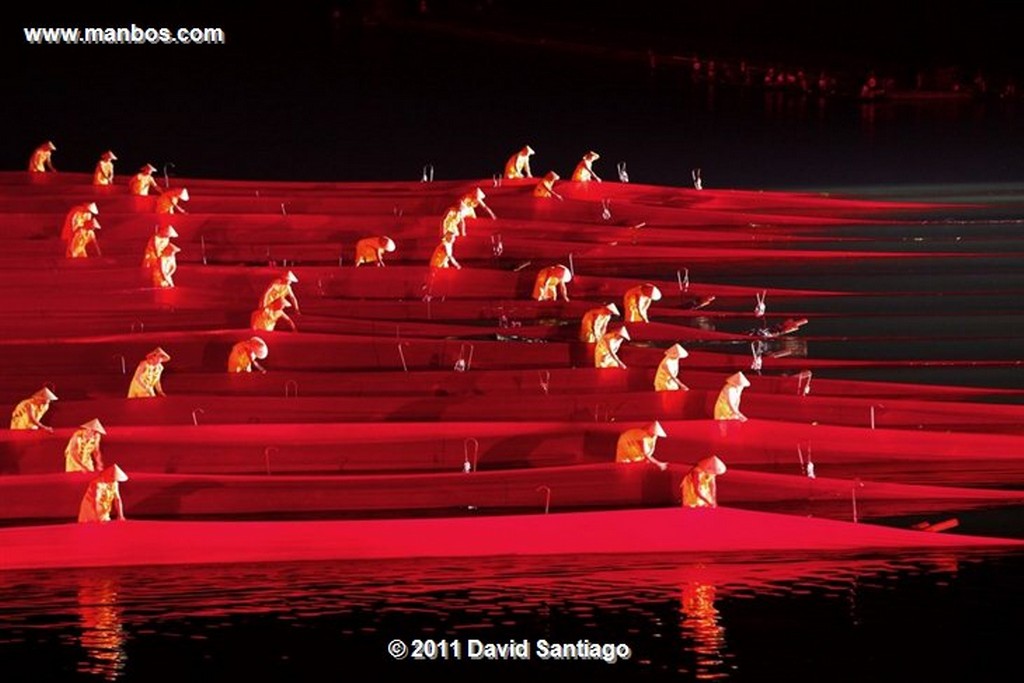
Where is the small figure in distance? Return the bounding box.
[579,303,619,343]
[28,141,57,173]
[714,372,750,422]
[130,164,162,196]
[595,326,630,369]
[65,418,107,473]
[654,343,689,391]
[93,151,117,186]
[504,145,535,179]
[681,455,727,507]
[429,232,462,269]
[615,420,669,471]
[533,171,564,200]
[228,336,269,373]
[10,387,58,432]
[572,151,602,182]
[155,187,189,214]
[78,464,129,523]
[532,264,572,302]
[623,283,662,323]
[354,236,397,267]
[128,348,171,398]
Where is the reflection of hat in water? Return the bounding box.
[665,343,688,359]
[249,337,269,359]
[101,464,129,482]
[605,303,620,316]
[695,455,727,475]
[147,347,171,362]
[726,371,750,388]
[649,420,667,438]
[33,387,58,401]
[80,418,107,435]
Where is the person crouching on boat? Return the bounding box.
[572,151,602,182]
[251,298,296,332]
[533,264,572,302]
[228,336,269,373]
[681,455,726,507]
[66,218,102,259]
[623,283,662,323]
[150,243,180,287]
[429,232,462,269]
[615,421,669,471]
[533,171,564,200]
[579,303,619,343]
[142,225,179,268]
[78,464,128,523]
[595,326,630,369]
[354,236,396,266]
[261,271,300,313]
[504,145,535,179]
[65,419,106,473]
[155,187,189,215]
[10,387,58,431]
[654,344,689,391]
[714,372,750,421]
[127,348,170,398]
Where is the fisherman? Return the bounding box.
[681,455,727,507]
[155,187,189,214]
[595,326,630,369]
[66,218,102,258]
[623,283,662,323]
[654,343,689,391]
[261,271,300,313]
[429,232,462,269]
[150,243,180,288]
[571,151,602,182]
[28,141,57,173]
[354,236,396,266]
[78,464,128,523]
[142,225,179,268]
[579,303,620,343]
[92,151,117,186]
[65,419,106,473]
[61,202,99,242]
[533,171,564,200]
[10,387,57,431]
[251,298,297,332]
[504,145,535,179]
[459,187,496,219]
[532,264,572,302]
[615,421,669,471]
[714,372,750,421]
[127,348,170,398]
[228,336,269,373]
[440,200,473,238]
[129,164,162,196]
